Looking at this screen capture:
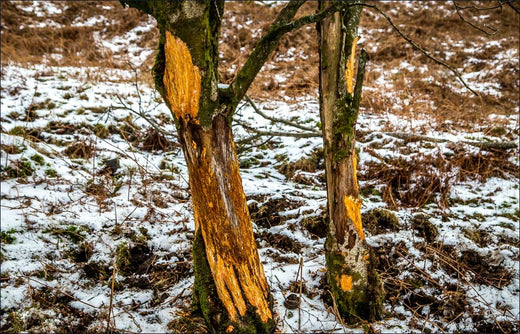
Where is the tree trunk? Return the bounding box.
[120,1,273,332]
[317,1,383,324]
[181,115,273,333]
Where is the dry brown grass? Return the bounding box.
[361,144,519,209]
[1,1,518,128]
[1,1,157,82]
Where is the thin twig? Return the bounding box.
[244,95,319,133]
[235,119,320,138]
[107,262,117,333]
[452,0,498,35]
[237,135,275,155]
[363,3,480,96]
[298,257,303,333]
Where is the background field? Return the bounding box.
[1,1,518,333]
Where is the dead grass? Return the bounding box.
[361,140,518,209]
[2,1,517,127]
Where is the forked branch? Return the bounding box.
[224,1,365,114]
[452,0,498,35]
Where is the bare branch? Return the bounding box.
[384,132,517,150]
[364,3,480,96]
[501,0,520,14]
[225,1,364,114]
[244,95,320,133]
[236,135,275,154]
[452,1,498,35]
[223,0,305,112]
[352,49,369,114]
[234,119,320,139]
[454,1,503,11]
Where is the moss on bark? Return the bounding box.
[193,229,275,334]
[325,242,383,324]
[192,229,228,332]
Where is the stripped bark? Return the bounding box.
[318,0,383,324]
[120,1,273,332]
[119,0,355,332]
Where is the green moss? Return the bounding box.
[192,230,275,333]
[8,126,27,136]
[30,153,45,166]
[363,208,400,235]
[1,228,17,244]
[47,225,90,244]
[6,311,24,332]
[153,30,167,103]
[116,242,131,271]
[324,245,383,324]
[1,158,35,180]
[94,124,110,139]
[45,168,58,177]
[192,229,227,332]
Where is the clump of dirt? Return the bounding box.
[248,195,303,228]
[410,213,438,243]
[362,208,400,235]
[68,241,94,263]
[116,243,154,276]
[258,231,303,254]
[63,140,94,159]
[82,261,111,281]
[460,249,513,288]
[300,213,328,238]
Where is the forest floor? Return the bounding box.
[1,1,519,333]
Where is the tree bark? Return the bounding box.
[120,0,366,330]
[120,1,273,332]
[318,0,383,324]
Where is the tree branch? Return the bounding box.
[235,119,320,139]
[352,49,369,114]
[221,1,305,110]
[244,95,320,133]
[223,1,364,114]
[363,3,480,96]
[383,131,517,150]
[502,0,520,14]
[452,0,498,35]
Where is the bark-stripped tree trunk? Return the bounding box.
[119,0,348,332]
[317,1,383,323]
[118,2,273,332]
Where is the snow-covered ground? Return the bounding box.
[1,62,518,333]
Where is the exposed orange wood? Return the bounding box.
[352,151,359,194]
[186,124,272,324]
[163,31,201,121]
[345,36,360,94]
[344,195,364,240]
[340,274,353,291]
